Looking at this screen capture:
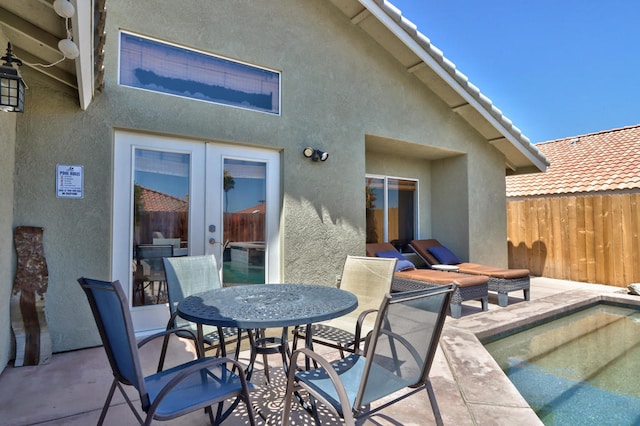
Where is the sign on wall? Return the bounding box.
[56,164,83,199]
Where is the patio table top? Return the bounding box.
[177,283,358,329]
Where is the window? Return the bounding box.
[119,31,281,114]
[366,176,417,250]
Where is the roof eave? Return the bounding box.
[71,0,93,110]
[356,0,549,173]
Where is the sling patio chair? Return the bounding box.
[409,238,530,307]
[292,255,397,357]
[282,285,454,426]
[163,255,279,382]
[134,244,173,305]
[77,277,256,426]
[159,255,244,369]
[366,242,488,318]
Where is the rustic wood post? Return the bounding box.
[11,226,52,366]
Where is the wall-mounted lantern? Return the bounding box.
[0,43,25,113]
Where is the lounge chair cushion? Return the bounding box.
[375,250,416,272]
[395,269,488,287]
[427,245,460,265]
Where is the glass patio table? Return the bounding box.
[177,283,358,377]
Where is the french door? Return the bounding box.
[113,131,280,332]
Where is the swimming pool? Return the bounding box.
[484,303,640,425]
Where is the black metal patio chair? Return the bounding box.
[282,285,454,426]
[77,277,256,425]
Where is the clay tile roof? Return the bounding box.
[506,124,640,197]
[234,202,266,215]
[136,185,188,212]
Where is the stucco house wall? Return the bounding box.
[2,0,545,368]
[0,31,17,374]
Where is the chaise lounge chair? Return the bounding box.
[408,239,530,307]
[366,243,488,318]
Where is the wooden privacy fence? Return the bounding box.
[507,193,640,288]
[224,212,265,243]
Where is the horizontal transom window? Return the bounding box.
[119,31,281,114]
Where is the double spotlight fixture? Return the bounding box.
[302,147,329,162]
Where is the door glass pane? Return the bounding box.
[222,159,266,285]
[388,178,416,250]
[132,148,190,306]
[366,177,384,243]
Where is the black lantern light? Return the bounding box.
[0,43,25,113]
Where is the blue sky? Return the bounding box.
[389,0,640,143]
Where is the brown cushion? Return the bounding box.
[395,269,488,287]
[366,243,398,258]
[409,239,442,265]
[411,239,530,279]
[457,263,529,279]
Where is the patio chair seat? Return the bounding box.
[144,358,245,419]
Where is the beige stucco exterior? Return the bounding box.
[0,31,17,372]
[1,0,540,371]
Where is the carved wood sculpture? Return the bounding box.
[11,226,52,366]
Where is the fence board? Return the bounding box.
[562,197,574,280]
[507,192,640,287]
[584,197,596,283]
[621,195,634,284]
[593,195,607,283]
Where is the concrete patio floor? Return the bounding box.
[0,277,633,425]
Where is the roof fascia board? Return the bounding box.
[72,0,93,110]
[358,0,548,172]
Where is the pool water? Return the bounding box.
[222,260,265,284]
[484,304,640,425]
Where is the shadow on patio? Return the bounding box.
[0,277,626,425]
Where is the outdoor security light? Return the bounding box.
[0,43,25,113]
[302,147,329,162]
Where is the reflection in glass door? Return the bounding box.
[221,159,267,285]
[114,131,280,333]
[131,149,190,306]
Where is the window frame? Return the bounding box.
[118,30,281,115]
[366,174,419,247]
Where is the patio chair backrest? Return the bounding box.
[136,244,173,277]
[355,285,453,408]
[325,255,396,333]
[163,255,222,328]
[77,278,146,394]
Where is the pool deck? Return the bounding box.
[0,277,636,425]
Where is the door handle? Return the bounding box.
[209,238,216,245]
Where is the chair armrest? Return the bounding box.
[137,328,199,350]
[354,308,379,354]
[287,348,353,416]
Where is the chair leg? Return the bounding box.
[291,326,301,352]
[498,292,509,307]
[424,380,444,426]
[97,379,118,426]
[99,379,144,425]
[157,332,171,372]
[481,295,489,311]
[524,288,531,301]
[450,302,461,319]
